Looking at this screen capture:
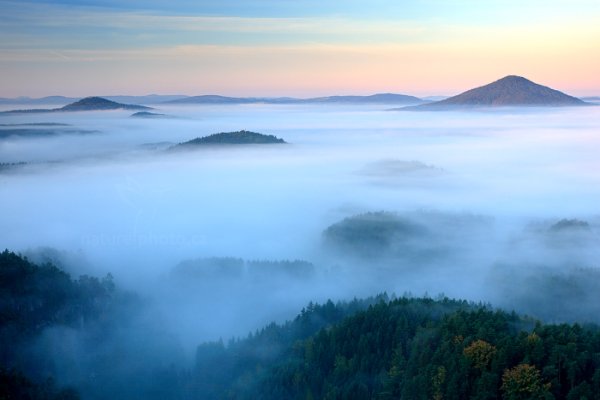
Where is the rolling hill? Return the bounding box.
[59,97,151,111]
[167,93,424,105]
[1,96,151,114]
[173,130,286,148]
[400,75,588,110]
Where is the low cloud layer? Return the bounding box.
[1,103,600,351]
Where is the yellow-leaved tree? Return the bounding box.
[463,339,496,370]
[501,364,551,400]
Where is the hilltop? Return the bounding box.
[130,111,168,118]
[400,75,588,110]
[173,130,286,147]
[1,96,150,114]
[60,96,150,111]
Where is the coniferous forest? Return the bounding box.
[2,249,600,400]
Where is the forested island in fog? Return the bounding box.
[174,130,287,147]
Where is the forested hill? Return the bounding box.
[174,130,286,147]
[3,249,600,399]
[0,249,117,399]
[192,297,600,400]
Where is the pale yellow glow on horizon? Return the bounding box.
[1,15,599,97]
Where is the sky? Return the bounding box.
[0,0,599,97]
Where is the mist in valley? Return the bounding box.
[2,103,600,398]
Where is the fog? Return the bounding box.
[1,103,600,395]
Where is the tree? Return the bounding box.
[464,340,497,370]
[501,364,551,400]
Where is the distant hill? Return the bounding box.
[60,97,150,111]
[171,257,314,282]
[549,218,591,232]
[0,126,97,139]
[0,161,27,172]
[306,93,423,104]
[0,122,70,127]
[1,96,150,114]
[130,111,168,118]
[103,94,188,104]
[323,212,429,258]
[400,75,589,110]
[168,95,258,105]
[0,96,78,105]
[582,96,600,102]
[0,95,188,106]
[422,95,449,101]
[167,93,423,105]
[174,130,286,148]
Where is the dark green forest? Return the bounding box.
[0,249,116,399]
[2,249,600,399]
[190,298,600,400]
[175,130,286,147]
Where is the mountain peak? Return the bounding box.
[497,75,529,82]
[403,75,587,110]
[486,75,543,89]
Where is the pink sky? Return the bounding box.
[1,4,599,97]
